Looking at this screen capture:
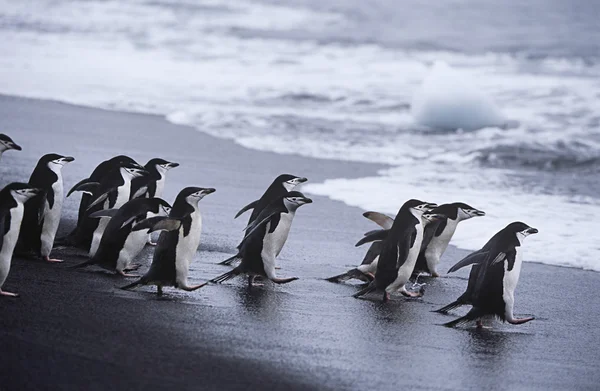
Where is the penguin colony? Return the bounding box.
[0,133,538,329]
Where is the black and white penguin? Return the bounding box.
[120,187,215,296]
[210,191,312,287]
[61,155,142,249]
[17,154,75,262]
[0,134,22,160]
[353,200,439,301]
[70,163,148,258]
[219,174,307,266]
[325,211,393,284]
[439,222,538,328]
[130,158,179,200]
[413,203,485,277]
[0,183,41,297]
[71,197,171,276]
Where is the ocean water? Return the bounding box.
[0,0,599,270]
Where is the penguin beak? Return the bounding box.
[302,197,313,204]
[527,227,539,234]
[11,143,22,151]
[474,210,486,216]
[168,162,180,169]
[203,188,216,195]
[298,177,308,183]
[63,156,75,163]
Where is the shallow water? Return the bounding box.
[0,0,598,269]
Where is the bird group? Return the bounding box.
[0,133,538,329]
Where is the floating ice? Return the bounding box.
[411,61,507,130]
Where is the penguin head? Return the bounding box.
[453,202,486,220]
[422,211,444,225]
[277,174,308,191]
[4,182,42,203]
[109,155,143,169]
[0,134,21,152]
[283,191,312,211]
[146,158,180,175]
[156,198,172,216]
[122,163,149,179]
[41,153,75,170]
[507,221,539,238]
[404,199,438,215]
[180,187,216,205]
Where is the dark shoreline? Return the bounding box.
[0,94,599,390]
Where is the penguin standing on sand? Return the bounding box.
[0,134,22,160]
[353,200,439,301]
[121,187,215,296]
[0,183,41,297]
[210,191,312,287]
[413,203,485,277]
[17,154,74,262]
[220,174,307,266]
[438,222,538,328]
[70,163,148,258]
[326,211,393,284]
[61,155,142,249]
[71,198,171,276]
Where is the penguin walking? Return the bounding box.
[353,200,439,302]
[60,155,142,249]
[71,198,171,276]
[120,187,215,296]
[0,134,22,160]
[438,222,538,328]
[70,163,148,258]
[220,174,307,266]
[210,191,312,288]
[0,183,41,297]
[17,154,74,262]
[325,211,393,284]
[413,203,485,277]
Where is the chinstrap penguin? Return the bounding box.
[210,191,312,288]
[71,197,171,276]
[0,183,41,297]
[440,222,538,328]
[120,187,215,296]
[0,134,22,160]
[16,154,74,262]
[220,174,307,266]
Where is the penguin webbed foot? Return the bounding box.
[0,290,19,298]
[43,256,64,263]
[117,270,140,278]
[123,263,142,272]
[179,282,208,291]
[507,316,535,325]
[399,286,424,298]
[270,277,298,284]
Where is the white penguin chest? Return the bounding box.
[262,212,294,258]
[502,247,524,303]
[43,175,63,226]
[1,204,24,259]
[118,229,148,265]
[115,181,132,208]
[175,210,202,273]
[154,176,166,198]
[426,218,458,259]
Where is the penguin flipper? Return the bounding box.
[355,229,389,247]
[89,209,119,219]
[131,185,148,200]
[219,254,241,266]
[443,308,484,328]
[326,268,371,283]
[360,241,382,265]
[447,250,489,273]
[120,277,146,290]
[67,179,100,197]
[234,200,259,219]
[435,299,465,314]
[363,211,394,229]
[132,217,182,233]
[353,282,376,298]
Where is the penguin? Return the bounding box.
[120,187,215,296]
[325,211,393,284]
[439,222,538,328]
[71,197,171,276]
[353,200,439,302]
[70,163,148,258]
[413,202,485,277]
[0,183,41,297]
[60,155,142,249]
[210,191,312,287]
[0,134,22,160]
[130,158,179,200]
[16,154,75,262]
[219,174,307,266]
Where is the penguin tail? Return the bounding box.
[434,300,464,314]
[353,282,376,298]
[326,268,371,283]
[120,277,146,291]
[443,308,483,328]
[210,268,241,284]
[219,254,241,266]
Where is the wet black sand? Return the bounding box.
[0,95,598,390]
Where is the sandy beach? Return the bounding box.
[0,94,599,390]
